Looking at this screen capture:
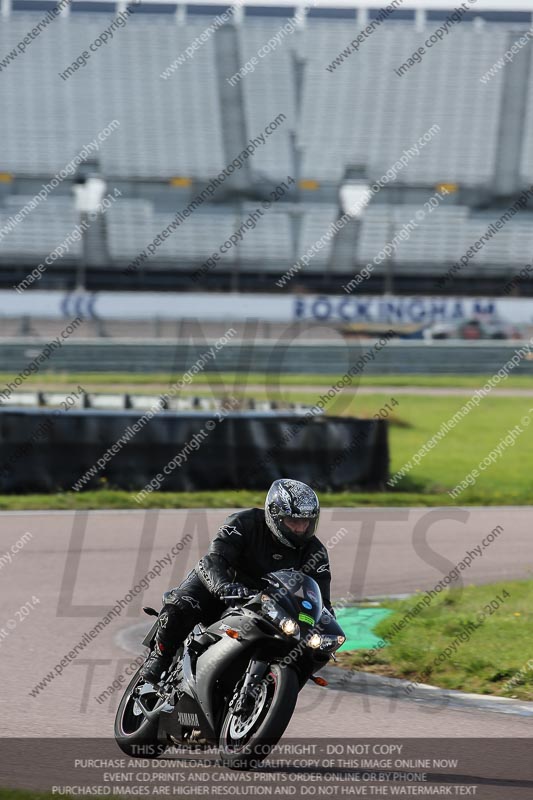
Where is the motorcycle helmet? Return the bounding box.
[265,478,320,550]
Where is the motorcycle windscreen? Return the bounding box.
[265,569,323,625]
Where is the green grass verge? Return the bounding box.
[3,381,533,509]
[3,371,533,390]
[0,489,495,510]
[336,580,533,700]
[371,393,533,502]
[0,488,531,511]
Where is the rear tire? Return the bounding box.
[114,667,163,758]
[218,664,299,770]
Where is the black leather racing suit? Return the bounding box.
[155,507,334,654]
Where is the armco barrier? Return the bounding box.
[0,339,532,375]
[0,409,388,493]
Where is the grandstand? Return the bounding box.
[1,2,533,295]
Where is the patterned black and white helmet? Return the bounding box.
[265,479,320,549]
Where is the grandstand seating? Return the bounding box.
[238,202,293,269]
[519,51,533,184]
[357,205,533,273]
[297,204,339,270]
[0,7,531,289]
[0,15,225,178]
[299,24,507,186]
[237,22,296,180]
[0,192,340,271]
[0,197,81,257]
[0,14,510,186]
[107,203,237,265]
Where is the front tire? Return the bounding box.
[218,664,299,770]
[114,667,162,757]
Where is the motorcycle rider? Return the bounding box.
[141,478,335,683]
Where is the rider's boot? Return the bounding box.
[140,631,174,684]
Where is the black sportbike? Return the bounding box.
[114,569,346,769]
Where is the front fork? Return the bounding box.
[230,659,269,717]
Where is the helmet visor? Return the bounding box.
[280,514,318,544]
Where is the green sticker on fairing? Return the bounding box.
[298,612,315,625]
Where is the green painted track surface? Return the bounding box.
[335,606,392,651]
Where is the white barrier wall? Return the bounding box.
[2,291,533,324]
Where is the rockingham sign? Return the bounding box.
[3,291,533,326]
[292,296,504,325]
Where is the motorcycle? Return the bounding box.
[114,568,346,769]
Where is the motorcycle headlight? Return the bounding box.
[307,633,346,651]
[280,617,299,637]
[261,595,280,619]
[261,595,300,638]
[320,634,344,651]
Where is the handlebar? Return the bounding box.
[221,593,255,601]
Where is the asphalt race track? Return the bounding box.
[2,508,532,797]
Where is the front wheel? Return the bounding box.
[218,664,299,770]
[114,666,162,757]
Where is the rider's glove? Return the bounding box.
[220,582,252,601]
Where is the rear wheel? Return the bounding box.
[218,664,299,770]
[114,667,163,757]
